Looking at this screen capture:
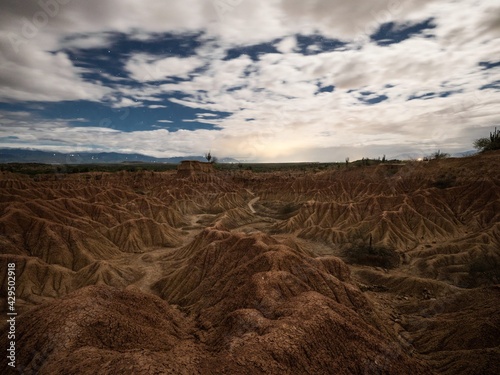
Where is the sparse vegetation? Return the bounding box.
[431,150,450,160]
[432,172,457,189]
[466,255,500,287]
[2,160,414,176]
[0,163,178,175]
[204,151,212,163]
[473,126,500,152]
[204,151,219,164]
[352,157,389,168]
[216,162,338,173]
[343,234,400,269]
[278,202,300,217]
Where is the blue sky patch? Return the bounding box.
[479,61,500,70]
[0,98,228,133]
[480,80,500,90]
[316,85,335,94]
[357,91,389,105]
[408,92,436,100]
[371,18,436,46]
[296,35,346,55]
[224,41,279,61]
[60,32,203,84]
[408,90,463,100]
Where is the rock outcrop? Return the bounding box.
[176,160,215,177]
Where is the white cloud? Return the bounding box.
[197,113,219,117]
[60,33,115,50]
[275,36,297,53]
[125,54,205,82]
[0,38,111,102]
[111,97,143,108]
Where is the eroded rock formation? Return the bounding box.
[177,160,215,177]
[1,152,499,374]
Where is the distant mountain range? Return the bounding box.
[0,148,477,164]
[0,149,239,164]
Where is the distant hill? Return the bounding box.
[451,150,477,158]
[0,149,239,164]
[389,150,477,160]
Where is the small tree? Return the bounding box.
[474,127,500,152]
[204,151,212,163]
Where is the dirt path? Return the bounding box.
[133,254,165,293]
[126,194,262,293]
[248,196,260,213]
[118,213,211,294]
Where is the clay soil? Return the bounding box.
[1,153,499,374]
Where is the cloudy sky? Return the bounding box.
[0,0,499,162]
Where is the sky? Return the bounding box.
[0,0,499,162]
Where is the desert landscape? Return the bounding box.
[0,153,499,374]
[1,0,499,373]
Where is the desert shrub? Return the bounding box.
[433,173,456,189]
[280,202,296,215]
[343,238,400,269]
[473,126,500,152]
[466,255,500,287]
[431,150,450,160]
[278,202,301,218]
